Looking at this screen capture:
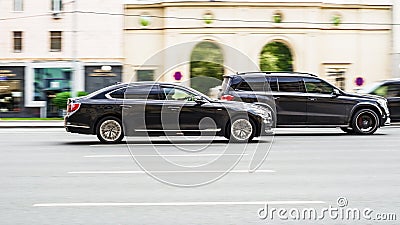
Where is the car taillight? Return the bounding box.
[221,94,235,101]
[67,102,81,114]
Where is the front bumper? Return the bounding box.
[384,117,391,126]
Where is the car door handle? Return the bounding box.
[273,97,280,100]
[120,105,132,109]
[167,106,181,111]
[308,98,317,101]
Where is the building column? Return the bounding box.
[393,1,400,78]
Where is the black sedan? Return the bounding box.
[65,82,274,143]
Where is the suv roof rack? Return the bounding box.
[234,71,318,77]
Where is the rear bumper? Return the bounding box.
[64,116,94,134]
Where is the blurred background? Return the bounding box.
[0,0,399,117]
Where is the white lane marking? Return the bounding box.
[90,143,227,147]
[84,153,248,158]
[33,200,324,207]
[68,169,275,174]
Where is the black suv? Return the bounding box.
[358,79,400,122]
[65,82,273,143]
[219,72,390,134]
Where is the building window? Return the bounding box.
[50,31,62,52]
[136,70,154,81]
[13,0,23,11]
[326,68,346,90]
[51,0,63,12]
[13,31,23,52]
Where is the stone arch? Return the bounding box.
[259,39,295,72]
[190,40,225,95]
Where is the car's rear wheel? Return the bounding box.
[227,117,255,143]
[351,109,379,135]
[96,116,124,144]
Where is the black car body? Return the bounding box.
[219,72,390,134]
[358,79,400,122]
[65,82,273,143]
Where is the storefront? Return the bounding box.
[0,66,33,117]
[84,65,122,93]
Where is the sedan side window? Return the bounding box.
[304,78,334,94]
[125,85,161,100]
[109,88,126,99]
[163,87,195,101]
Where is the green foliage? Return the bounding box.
[190,42,224,94]
[52,91,88,109]
[332,15,341,26]
[140,16,150,26]
[203,14,214,24]
[77,91,88,97]
[273,14,282,23]
[260,42,293,72]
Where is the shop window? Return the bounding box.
[50,31,62,52]
[0,80,22,112]
[13,31,23,52]
[34,68,71,101]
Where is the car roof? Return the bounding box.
[117,82,184,86]
[381,78,400,83]
[224,71,318,78]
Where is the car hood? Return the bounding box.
[212,100,249,106]
[344,92,386,101]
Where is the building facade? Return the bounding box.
[0,0,124,117]
[124,0,394,92]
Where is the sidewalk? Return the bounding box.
[0,120,64,128]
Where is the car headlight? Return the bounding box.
[251,105,271,118]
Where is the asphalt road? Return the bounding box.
[0,126,399,224]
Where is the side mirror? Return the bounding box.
[194,96,208,104]
[332,89,341,97]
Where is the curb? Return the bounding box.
[0,126,65,128]
[0,120,64,128]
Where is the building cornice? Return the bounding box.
[125,1,392,10]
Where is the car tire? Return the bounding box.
[226,117,255,143]
[351,109,379,135]
[96,116,124,144]
[340,127,355,134]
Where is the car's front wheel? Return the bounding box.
[227,117,255,143]
[351,109,379,135]
[96,116,124,144]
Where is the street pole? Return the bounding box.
[71,0,78,97]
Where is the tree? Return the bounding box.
[260,42,293,72]
[52,91,88,109]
